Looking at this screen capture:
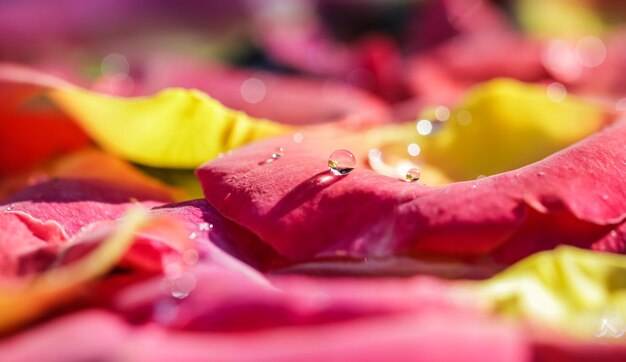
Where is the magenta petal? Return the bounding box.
[0,308,528,362]
[197,120,626,263]
[149,199,285,270]
[2,178,172,237]
[0,212,66,277]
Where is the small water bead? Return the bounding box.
[272,147,284,159]
[434,106,450,121]
[405,168,421,182]
[183,249,199,265]
[5,204,14,211]
[328,149,356,176]
[457,110,472,126]
[547,82,567,102]
[188,232,197,240]
[407,143,421,157]
[416,119,433,135]
[198,222,212,231]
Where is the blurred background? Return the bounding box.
[2,0,625,106]
[2,0,625,188]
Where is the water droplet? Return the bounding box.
[405,168,421,182]
[434,106,450,121]
[5,204,14,211]
[602,194,609,201]
[293,133,304,143]
[101,53,130,76]
[575,36,606,68]
[472,184,477,189]
[416,119,433,135]
[188,232,197,240]
[610,230,618,238]
[547,82,567,102]
[153,300,178,325]
[272,147,284,159]
[241,77,266,104]
[171,290,189,299]
[328,149,356,176]
[198,222,212,231]
[537,171,546,177]
[407,143,421,157]
[164,263,183,280]
[368,148,382,161]
[183,249,199,265]
[457,110,472,126]
[175,272,197,294]
[543,39,582,82]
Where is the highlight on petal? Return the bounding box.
[49,87,291,168]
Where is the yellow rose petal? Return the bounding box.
[49,87,291,168]
[478,246,626,339]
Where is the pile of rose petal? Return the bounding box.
[1,1,626,361]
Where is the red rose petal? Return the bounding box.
[197,118,626,263]
[2,178,172,237]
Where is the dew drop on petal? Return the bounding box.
[434,106,450,121]
[457,110,472,126]
[153,300,179,325]
[198,222,211,231]
[547,82,567,102]
[293,133,304,143]
[328,149,356,176]
[407,143,421,157]
[405,168,421,182]
[101,53,130,76]
[171,290,189,299]
[575,36,606,68]
[272,147,284,159]
[183,249,199,265]
[602,194,609,201]
[164,263,183,280]
[240,77,266,104]
[188,231,197,240]
[5,204,14,211]
[416,119,433,135]
[175,272,197,294]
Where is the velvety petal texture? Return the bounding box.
[197,116,625,263]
